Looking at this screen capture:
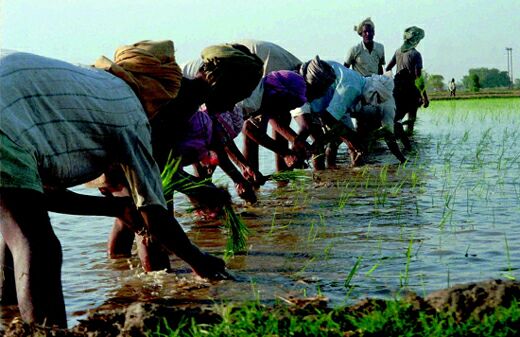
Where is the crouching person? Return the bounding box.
[0,49,228,328]
[354,74,409,162]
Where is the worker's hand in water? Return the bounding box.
[190,251,233,280]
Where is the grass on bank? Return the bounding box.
[147,298,520,337]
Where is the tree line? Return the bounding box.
[423,68,518,92]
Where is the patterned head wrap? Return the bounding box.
[95,40,183,119]
[263,70,307,108]
[201,44,264,111]
[299,55,336,98]
[354,17,375,36]
[401,26,425,52]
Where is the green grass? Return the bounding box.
[147,298,520,337]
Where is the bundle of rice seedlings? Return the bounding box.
[160,152,183,203]
[268,169,311,182]
[161,151,249,259]
[161,152,214,205]
[222,204,249,260]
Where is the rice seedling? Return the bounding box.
[250,278,260,302]
[344,256,362,301]
[337,181,354,209]
[399,235,414,288]
[160,151,248,260]
[461,130,469,143]
[446,264,451,288]
[307,220,318,242]
[222,204,249,260]
[267,169,311,183]
[438,209,453,231]
[322,242,334,261]
[365,262,379,277]
[295,256,317,277]
[502,234,516,281]
[268,208,278,235]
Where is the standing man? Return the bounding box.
[339,18,387,162]
[449,78,456,97]
[386,26,429,134]
[344,17,385,76]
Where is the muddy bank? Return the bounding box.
[2,279,519,336]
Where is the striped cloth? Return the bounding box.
[0,50,166,208]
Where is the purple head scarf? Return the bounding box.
[177,109,213,165]
[263,70,307,108]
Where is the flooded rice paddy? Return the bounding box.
[1,98,519,328]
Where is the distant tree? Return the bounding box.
[462,68,511,88]
[467,74,481,92]
[515,79,520,89]
[426,74,445,91]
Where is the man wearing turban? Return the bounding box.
[102,43,266,264]
[386,26,429,135]
[292,56,366,167]
[0,46,228,328]
[200,43,264,113]
[95,40,183,119]
[241,70,309,174]
[183,40,304,176]
[294,57,407,167]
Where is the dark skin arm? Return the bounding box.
[222,137,267,187]
[383,131,407,163]
[212,145,257,204]
[44,188,230,279]
[293,114,313,143]
[139,205,229,279]
[319,110,362,150]
[385,55,396,72]
[45,188,132,217]
[242,117,300,168]
[268,117,311,161]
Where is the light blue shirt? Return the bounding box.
[309,61,366,129]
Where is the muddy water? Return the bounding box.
[1,98,519,329]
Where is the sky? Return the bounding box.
[1,0,519,83]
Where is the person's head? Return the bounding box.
[262,70,307,112]
[98,40,184,119]
[401,26,425,52]
[176,109,213,167]
[211,105,244,144]
[188,185,232,219]
[200,44,264,112]
[355,18,375,45]
[299,56,337,101]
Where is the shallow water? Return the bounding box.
[1,98,519,329]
